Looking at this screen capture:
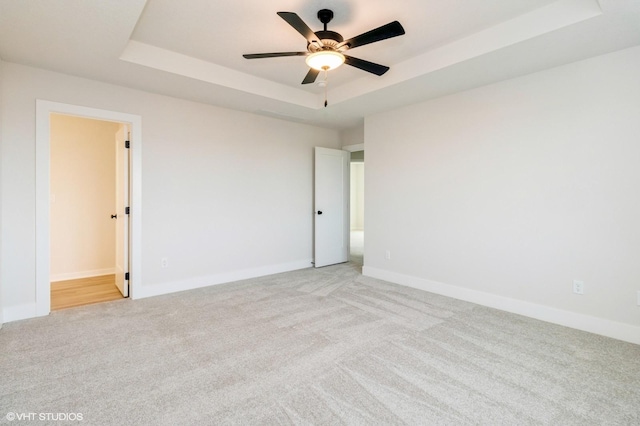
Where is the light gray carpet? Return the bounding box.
[1,262,639,425]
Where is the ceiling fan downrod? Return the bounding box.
[318,9,333,32]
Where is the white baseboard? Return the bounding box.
[363,266,640,345]
[2,303,43,323]
[50,268,116,282]
[1,261,312,324]
[136,259,314,299]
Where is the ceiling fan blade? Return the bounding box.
[301,68,320,84]
[338,21,405,50]
[344,55,390,76]
[243,52,308,59]
[277,12,324,47]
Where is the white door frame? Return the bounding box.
[114,124,130,297]
[35,100,142,316]
[342,143,364,153]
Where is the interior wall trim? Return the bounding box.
[50,268,118,283]
[137,259,313,299]
[363,266,640,345]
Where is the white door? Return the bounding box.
[314,147,350,267]
[115,125,130,297]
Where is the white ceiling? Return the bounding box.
[1,0,639,129]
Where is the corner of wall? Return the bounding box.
[340,122,365,148]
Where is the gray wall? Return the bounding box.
[364,45,640,343]
[0,62,340,320]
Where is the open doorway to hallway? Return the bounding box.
[350,150,364,265]
[49,114,128,310]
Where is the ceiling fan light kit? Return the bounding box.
[305,51,345,71]
[243,8,405,90]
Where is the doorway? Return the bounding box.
[35,100,142,317]
[49,114,128,310]
[350,151,364,265]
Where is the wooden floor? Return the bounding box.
[51,274,124,311]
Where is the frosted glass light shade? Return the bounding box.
[305,51,345,71]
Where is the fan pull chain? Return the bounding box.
[324,84,328,108]
[323,68,329,107]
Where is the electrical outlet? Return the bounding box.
[573,280,584,295]
[161,257,168,268]
[385,250,391,260]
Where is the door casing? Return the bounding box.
[36,100,142,316]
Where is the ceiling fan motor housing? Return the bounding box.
[309,30,344,51]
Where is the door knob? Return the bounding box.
[317,211,323,215]
[111,214,117,219]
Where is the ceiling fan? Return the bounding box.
[243,9,405,85]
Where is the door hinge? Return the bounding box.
[125,272,130,281]
[125,140,130,149]
[125,207,130,215]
